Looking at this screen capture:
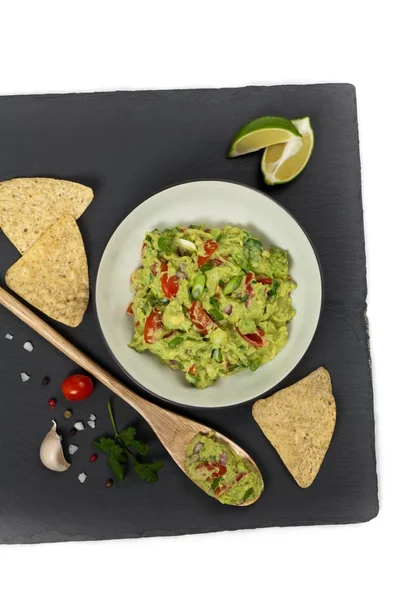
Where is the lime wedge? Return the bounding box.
[228,116,301,158]
[261,117,314,185]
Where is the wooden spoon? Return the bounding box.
[0,287,263,506]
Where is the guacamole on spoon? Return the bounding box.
[128,225,296,389]
[185,432,264,505]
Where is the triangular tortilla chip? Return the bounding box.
[0,177,93,253]
[5,215,89,327]
[252,367,336,487]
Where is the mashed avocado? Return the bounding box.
[185,432,264,505]
[128,225,296,389]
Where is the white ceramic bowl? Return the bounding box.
[95,181,322,408]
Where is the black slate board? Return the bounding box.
[0,84,378,544]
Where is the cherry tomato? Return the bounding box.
[126,303,134,315]
[188,364,196,375]
[160,263,179,298]
[245,271,255,297]
[256,277,273,285]
[62,374,94,402]
[195,461,227,479]
[144,308,163,343]
[197,240,218,268]
[189,301,216,335]
[235,326,265,348]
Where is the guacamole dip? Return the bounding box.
[128,225,296,389]
[185,432,264,505]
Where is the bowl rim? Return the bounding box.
[94,178,324,410]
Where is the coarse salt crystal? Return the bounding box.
[23,341,34,352]
[69,444,78,455]
[74,421,84,431]
[21,372,30,383]
[89,413,96,421]
[78,472,87,483]
[87,420,96,429]
[5,333,13,340]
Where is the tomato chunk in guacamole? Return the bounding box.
[185,432,264,505]
[128,225,296,389]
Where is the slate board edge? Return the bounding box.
[352,86,379,517]
[2,511,379,546]
[0,81,356,102]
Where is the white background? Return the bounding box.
[1,1,399,598]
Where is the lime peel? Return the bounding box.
[228,116,301,158]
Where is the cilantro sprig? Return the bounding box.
[93,399,163,483]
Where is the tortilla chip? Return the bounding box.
[5,215,89,327]
[252,367,336,487]
[0,177,93,253]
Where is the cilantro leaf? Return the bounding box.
[244,237,263,251]
[210,297,219,309]
[93,437,115,455]
[268,280,280,298]
[118,426,137,447]
[200,261,214,272]
[99,398,162,484]
[130,439,149,456]
[242,487,254,502]
[108,443,128,482]
[158,237,173,253]
[134,461,163,483]
[211,476,222,492]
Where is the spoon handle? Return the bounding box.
[0,286,174,432]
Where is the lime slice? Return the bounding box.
[261,117,314,185]
[228,116,301,158]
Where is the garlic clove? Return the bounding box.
[40,420,71,472]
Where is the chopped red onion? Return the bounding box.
[193,442,204,454]
[176,270,188,279]
[219,453,227,465]
[170,360,178,365]
[224,304,233,315]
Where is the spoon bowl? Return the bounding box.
[0,286,263,506]
[130,397,263,506]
